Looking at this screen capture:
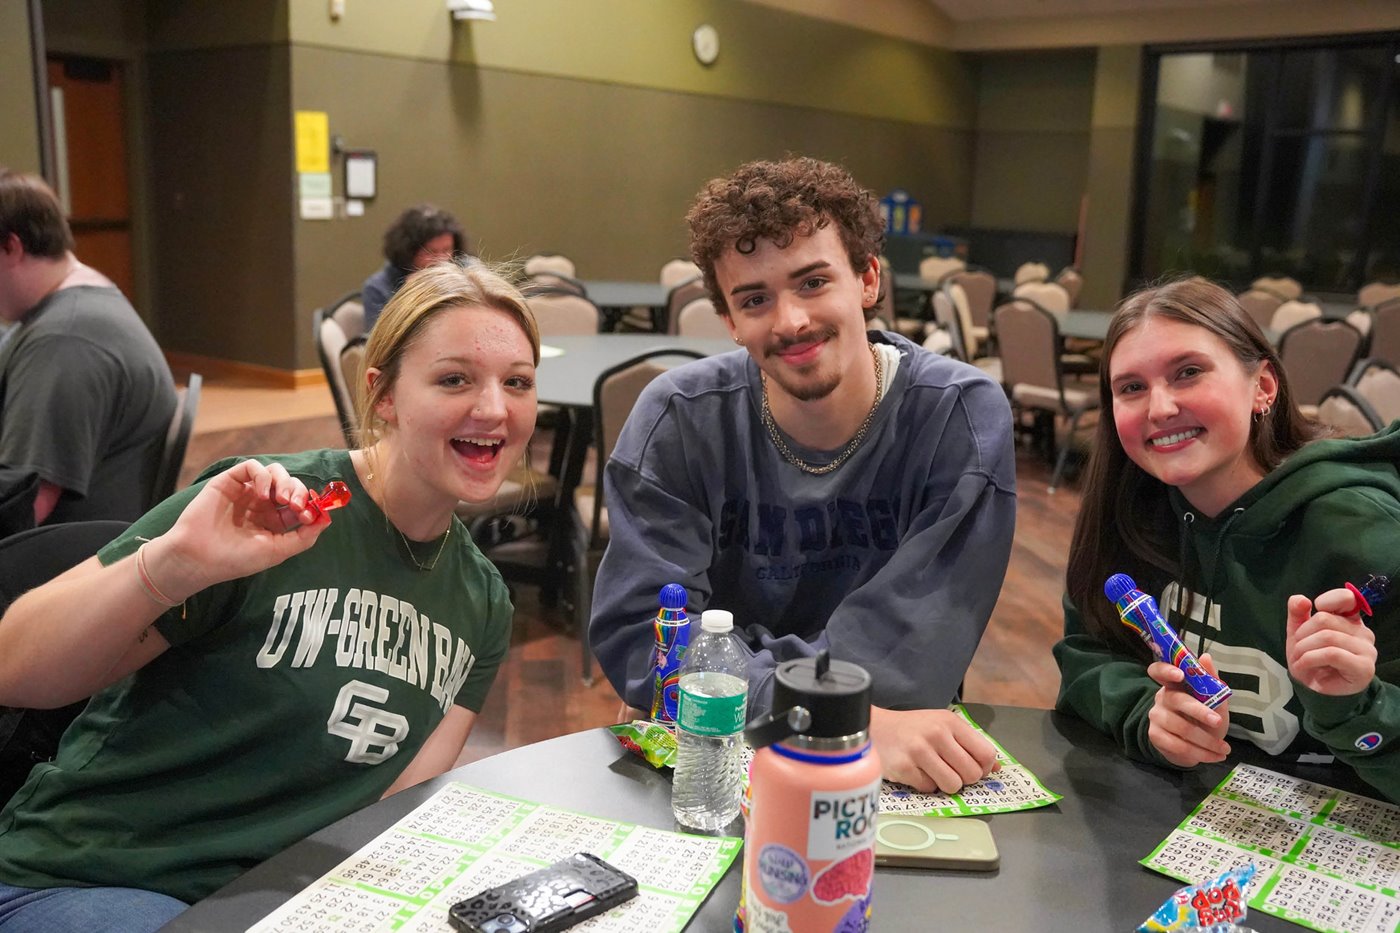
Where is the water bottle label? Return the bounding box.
[677,688,745,736]
[808,780,881,860]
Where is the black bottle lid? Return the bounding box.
[771,650,872,739]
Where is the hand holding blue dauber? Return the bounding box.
[1105,574,1233,709]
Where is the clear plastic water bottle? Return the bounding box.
[672,609,748,831]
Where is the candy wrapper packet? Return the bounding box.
[1139,863,1256,932]
[609,720,676,769]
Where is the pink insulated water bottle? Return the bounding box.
[740,651,881,933]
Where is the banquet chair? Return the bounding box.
[1368,298,1400,367]
[1269,299,1322,334]
[147,373,203,509]
[677,297,729,338]
[1315,385,1382,437]
[1054,267,1084,308]
[1358,282,1400,310]
[661,276,709,335]
[1251,275,1303,301]
[521,271,587,297]
[571,349,705,684]
[1277,319,1364,409]
[1013,262,1051,286]
[945,269,997,343]
[659,258,702,289]
[933,287,1001,382]
[1350,358,1400,426]
[313,291,366,446]
[527,291,601,336]
[1235,289,1284,332]
[1012,281,1070,320]
[918,255,965,283]
[891,255,931,341]
[994,299,1098,493]
[0,519,129,805]
[523,254,576,278]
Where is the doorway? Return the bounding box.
[46,55,134,302]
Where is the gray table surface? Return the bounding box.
[536,334,735,408]
[161,703,1375,932]
[580,280,671,310]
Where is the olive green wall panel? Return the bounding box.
[148,44,295,368]
[288,0,975,129]
[0,0,41,174]
[289,46,974,369]
[968,50,1095,236]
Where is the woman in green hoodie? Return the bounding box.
[1055,277,1400,802]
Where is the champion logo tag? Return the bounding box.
[1354,732,1382,752]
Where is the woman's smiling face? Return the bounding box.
[373,304,537,509]
[1109,315,1277,516]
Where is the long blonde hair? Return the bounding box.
[355,259,541,449]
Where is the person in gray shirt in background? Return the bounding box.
[589,157,1017,794]
[0,169,175,528]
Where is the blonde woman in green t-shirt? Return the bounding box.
[0,259,540,931]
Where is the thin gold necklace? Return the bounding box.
[366,467,452,572]
[760,341,882,475]
[394,523,452,572]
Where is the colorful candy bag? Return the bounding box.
[609,720,677,769]
[1139,863,1256,932]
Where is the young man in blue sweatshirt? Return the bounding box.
[588,158,1017,794]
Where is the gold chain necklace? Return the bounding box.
[760,342,883,475]
[367,467,453,572]
[394,523,452,572]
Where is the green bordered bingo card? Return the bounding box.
[1142,763,1400,933]
[247,782,742,933]
[878,705,1062,817]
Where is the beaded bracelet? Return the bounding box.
[135,541,180,608]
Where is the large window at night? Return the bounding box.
[1133,36,1400,294]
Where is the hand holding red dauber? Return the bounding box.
[1286,574,1388,697]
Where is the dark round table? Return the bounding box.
[162,704,1372,931]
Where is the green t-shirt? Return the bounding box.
[0,449,512,903]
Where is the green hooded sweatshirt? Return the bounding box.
[1055,422,1400,803]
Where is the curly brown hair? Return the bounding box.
[383,204,468,272]
[685,157,884,313]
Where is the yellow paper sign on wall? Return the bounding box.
[294,111,330,175]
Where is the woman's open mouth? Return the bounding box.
[451,436,505,465]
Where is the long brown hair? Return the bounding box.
[1064,278,1324,656]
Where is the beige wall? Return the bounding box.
[969,50,1095,234]
[0,0,41,174]
[1080,45,1142,310]
[952,0,1400,50]
[288,0,974,129]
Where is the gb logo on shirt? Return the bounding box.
[1354,732,1382,752]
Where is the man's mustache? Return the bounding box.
[765,327,838,357]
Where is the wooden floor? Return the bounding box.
[182,379,1078,766]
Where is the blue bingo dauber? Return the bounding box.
[1104,573,1233,710]
[1345,574,1391,617]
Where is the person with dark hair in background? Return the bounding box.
[1056,277,1400,803]
[361,204,472,331]
[588,157,1018,795]
[0,168,175,530]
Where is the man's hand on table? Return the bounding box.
[869,706,1000,794]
